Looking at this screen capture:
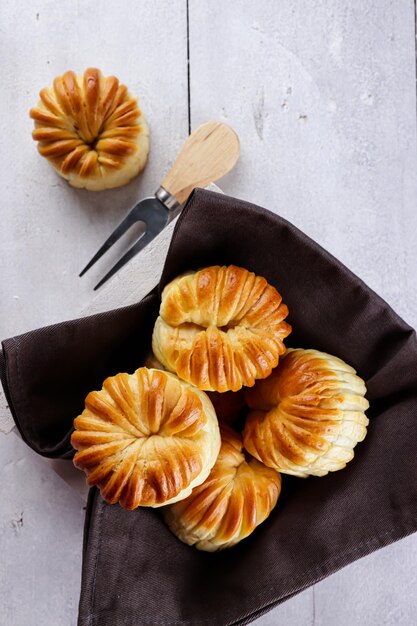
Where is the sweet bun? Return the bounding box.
[243,348,369,477]
[71,368,220,509]
[165,424,281,551]
[30,68,149,190]
[152,265,291,392]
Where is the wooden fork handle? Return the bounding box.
[161,121,240,205]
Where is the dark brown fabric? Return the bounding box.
[1,188,417,626]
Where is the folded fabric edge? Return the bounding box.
[233,513,417,626]
[0,349,15,433]
[0,336,74,458]
[0,289,160,459]
[0,348,22,438]
[78,490,417,626]
[174,190,416,335]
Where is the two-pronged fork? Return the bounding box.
[79,121,240,289]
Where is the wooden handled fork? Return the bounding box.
[79,121,240,290]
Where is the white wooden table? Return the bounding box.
[1,2,416,624]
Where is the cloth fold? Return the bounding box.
[1,188,417,626]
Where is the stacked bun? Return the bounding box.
[72,265,369,551]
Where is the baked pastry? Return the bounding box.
[164,425,281,551]
[142,354,245,424]
[152,265,291,392]
[243,348,369,477]
[143,354,245,423]
[30,68,149,190]
[71,367,220,509]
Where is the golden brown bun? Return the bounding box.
[71,368,220,509]
[164,425,281,551]
[144,354,246,424]
[152,265,291,392]
[30,68,149,190]
[243,348,369,477]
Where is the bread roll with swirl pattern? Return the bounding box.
[71,368,220,509]
[165,425,281,550]
[243,349,369,477]
[152,265,291,392]
[30,68,149,190]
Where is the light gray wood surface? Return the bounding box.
[0,2,416,625]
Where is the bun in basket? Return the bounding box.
[30,67,149,190]
[243,348,369,477]
[71,368,220,509]
[152,265,291,392]
[164,424,281,551]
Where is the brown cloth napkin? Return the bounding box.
[1,189,417,626]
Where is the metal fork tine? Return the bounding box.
[93,228,158,290]
[79,205,146,277]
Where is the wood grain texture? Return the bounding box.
[0,1,188,624]
[0,433,84,626]
[189,0,417,624]
[189,0,417,327]
[162,121,240,202]
[0,0,188,338]
[0,0,416,624]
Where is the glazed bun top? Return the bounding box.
[30,67,149,190]
[243,348,370,477]
[165,424,281,551]
[152,265,291,392]
[71,368,221,509]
